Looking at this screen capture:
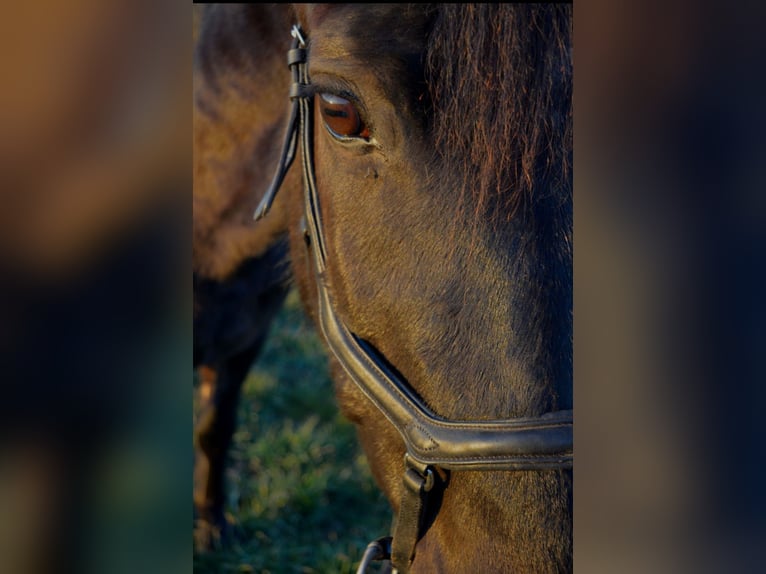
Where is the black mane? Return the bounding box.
[425,4,572,222]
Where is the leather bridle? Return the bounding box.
[255,25,573,574]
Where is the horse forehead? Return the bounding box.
[300,4,432,60]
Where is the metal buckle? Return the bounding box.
[291,24,306,47]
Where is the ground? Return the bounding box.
[193,289,391,573]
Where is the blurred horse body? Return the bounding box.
[192,3,295,547]
[193,4,572,571]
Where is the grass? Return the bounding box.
[193,289,392,573]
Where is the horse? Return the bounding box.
[193,4,573,572]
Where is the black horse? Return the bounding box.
[193,4,572,572]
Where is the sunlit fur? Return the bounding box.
[427,4,572,226]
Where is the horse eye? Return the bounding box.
[318,93,370,139]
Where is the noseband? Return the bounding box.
[256,26,573,574]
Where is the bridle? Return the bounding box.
[255,25,573,574]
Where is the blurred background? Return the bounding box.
[1,1,189,573]
[574,0,766,572]
[0,1,763,573]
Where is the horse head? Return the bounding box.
[267,4,573,572]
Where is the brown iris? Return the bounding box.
[318,92,370,139]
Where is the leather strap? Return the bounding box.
[316,281,573,471]
[391,457,437,573]
[355,536,392,574]
[254,35,306,220]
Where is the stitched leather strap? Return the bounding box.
[316,280,573,471]
[391,458,436,573]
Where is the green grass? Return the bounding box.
[194,289,391,573]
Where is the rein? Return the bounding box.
[255,25,573,574]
